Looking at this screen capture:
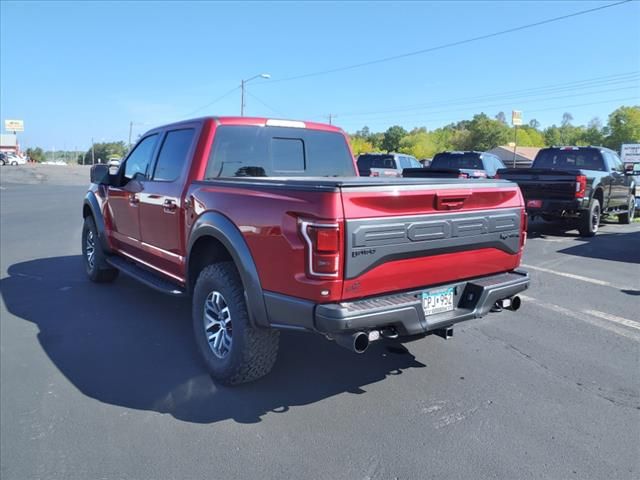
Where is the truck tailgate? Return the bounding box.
[339,179,524,299]
[498,168,578,201]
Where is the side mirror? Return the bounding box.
[624,162,640,175]
[123,178,144,193]
[90,164,110,185]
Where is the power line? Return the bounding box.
[337,81,640,122]
[337,86,640,124]
[338,96,640,130]
[266,0,632,84]
[182,86,240,118]
[245,91,286,117]
[336,72,639,118]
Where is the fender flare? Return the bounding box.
[187,212,269,328]
[83,191,112,253]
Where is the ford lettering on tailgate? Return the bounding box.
[345,208,521,279]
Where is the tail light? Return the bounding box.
[472,170,487,178]
[371,171,379,177]
[521,210,528,248]
[300,221,341,278]
[575,175,587,198]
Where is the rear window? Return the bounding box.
[205,126,355,178]
[533,149,605,171]
[357,154,397,175]
[431,153,483,170]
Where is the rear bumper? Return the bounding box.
[525,198,588,217]
[265,270,529,336]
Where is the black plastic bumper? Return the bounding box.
[264,270,530,336]
[525,198,588,217]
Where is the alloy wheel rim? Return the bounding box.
[85,230,96,269]
[203,291,232,359]
[592,205,600,232]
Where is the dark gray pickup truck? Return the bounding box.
[498,146,636,237]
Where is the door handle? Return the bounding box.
[129,194,139,205]
[163,199,177,212]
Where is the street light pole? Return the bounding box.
[240,79,245,117]
[240,73,270,116]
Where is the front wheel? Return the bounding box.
[192,262,279,385]
[11,161,17,166]
[578,199,601,237]
[82,216,119,282]
[618,195,636,224]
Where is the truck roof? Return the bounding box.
[144,116,345,135]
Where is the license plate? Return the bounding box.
[527,199,543,208]
[422,288,454,316]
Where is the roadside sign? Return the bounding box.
[511,111,523,126]
[620,143,640,162]
[4,119,24,132]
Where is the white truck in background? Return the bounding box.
[621,144,640,208]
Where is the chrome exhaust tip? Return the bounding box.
[334,332,370,353]
[498,295,521,311]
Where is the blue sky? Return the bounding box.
[1,0,639,150]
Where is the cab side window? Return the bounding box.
[124,134,159,180]
[152,129,195,182]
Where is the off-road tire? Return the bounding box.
[82,216,119,282]
[618,195,636,224]
[578,199,601,237]
[192,262,279,385]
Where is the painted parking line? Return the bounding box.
[583,310,640,331]
[522,264,629,291]
[520,295,640,342]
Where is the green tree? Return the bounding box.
[529,119,541,129]
[495,111,507,124]
[349,136,374,156]
[381,125,407,152]
[25,147,45,163]
[81,141,127,165]
[604,105,640,152]
[465,113,510,151]
[579,117,605,146]
[398,130,437,158]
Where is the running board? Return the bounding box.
[106,255,186,296]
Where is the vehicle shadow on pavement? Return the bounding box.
[557,230,640,264]
[0,255,426,424]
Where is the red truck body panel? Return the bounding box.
[96,116,526,307]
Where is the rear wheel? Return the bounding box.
[11,161,17,166]
[578,199,601,237]
[82,216,119,282]
[618,195,636,224]
[192,262,279,385]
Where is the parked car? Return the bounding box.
[498,146,636,236]
[357,152,422,176]
[428,151,505,179]
[0,152,7,166]
[1,152,27,166]
[83,116,530,385]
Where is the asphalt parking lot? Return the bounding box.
[1,166,639,480]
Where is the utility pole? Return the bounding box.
[128,121,133,148]
[91,138,95,165]
[240,73,270,116]
[240,79,245,117]
[512,125,518,168]
[328,113,333,125]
